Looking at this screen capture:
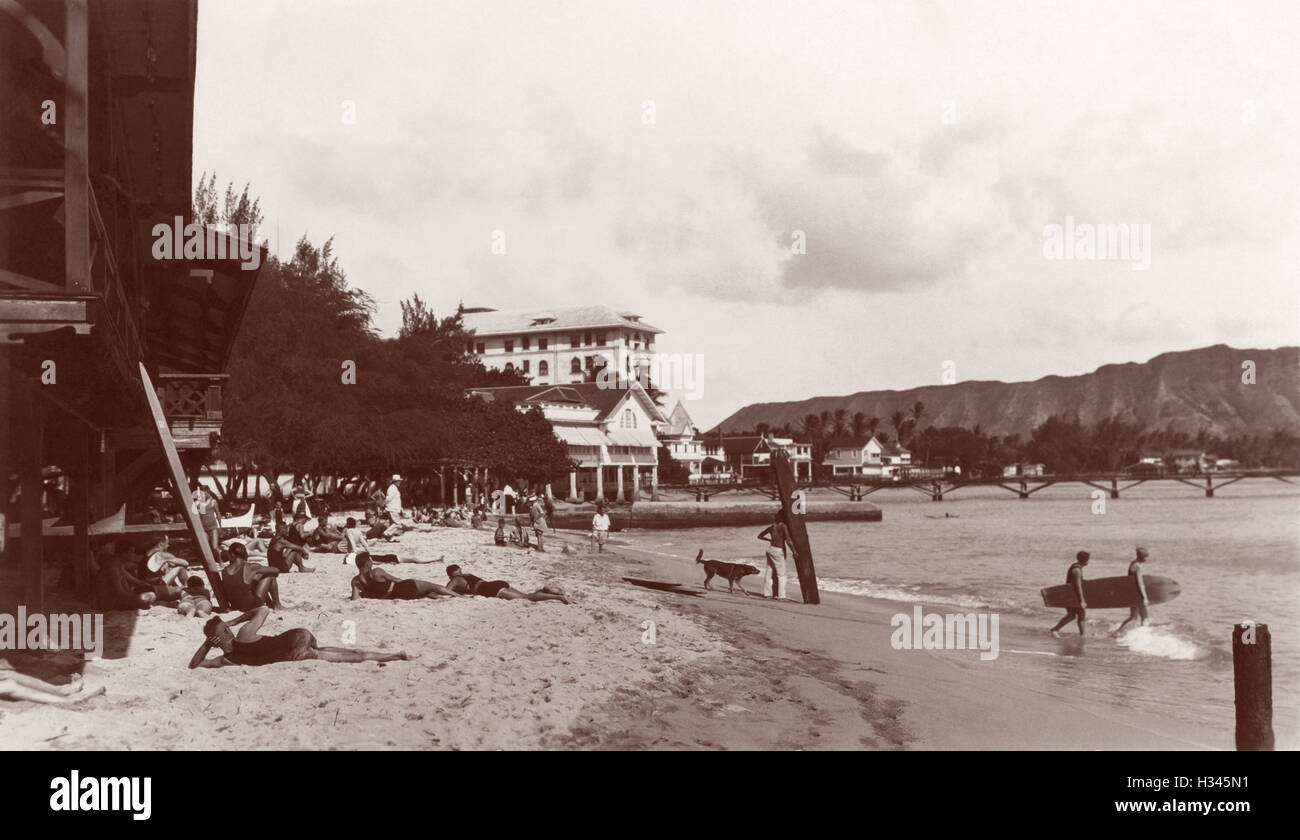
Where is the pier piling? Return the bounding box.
[1232,622,1273,750]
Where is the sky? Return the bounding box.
[193,0,1299,429]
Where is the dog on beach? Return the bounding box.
[696,549,760,596]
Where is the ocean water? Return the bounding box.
[624,479,1300,748]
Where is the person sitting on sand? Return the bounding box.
[97,539,156,610]
[1050,551,1090,637]
[188,606,409,668]
[1114,547,1152,636]
[178,575,214,618]
[268,512,314,573]
[444,564,569,603]
[493,517,508,547]
[0,657,105,704]
[350,552,461,600]
[141,536,188,600]
[307,512,344,549]
[222,542,284,610]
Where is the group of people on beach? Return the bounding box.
[1049,547,1154,637]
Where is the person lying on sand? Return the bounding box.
[97,539,157,610]
[308,512,344,549]
[222,542,284,610]
[444,564,569,603]
[0,658,105,704]
[188,606,409,668]
[342,518,435,564]
[350,553,462,600]
[178,575,214,617]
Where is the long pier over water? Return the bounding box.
[668,471,1299,502]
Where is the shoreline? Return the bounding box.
[0,524,1225,749]
[597,532,1220,750]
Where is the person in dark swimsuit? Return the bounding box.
[349,553,462,600]
[221,543,283,610]
[1050,551,1090,637]
[444,564,569,603]
[268,512,314,573]
[188,606,408,668]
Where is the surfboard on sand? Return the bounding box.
[1041,574,1180,609]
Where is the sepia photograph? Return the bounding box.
[0,0,1295,799]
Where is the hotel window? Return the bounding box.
[504,362,515,372]
[522,336,530,350]
[539,361,549,377]
[570,357,582,374]
[596,332,606,346]
[584,331,592,345]
[465,342,473,355]
[505,340,514,353]
[475,342,485,355]
[539,337,548,351]
[623,409,636,428]
[570,334,581,347]
[522,360,530,373]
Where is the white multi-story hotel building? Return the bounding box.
[461,305,663,387]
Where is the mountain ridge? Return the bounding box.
[712,345,1300,438]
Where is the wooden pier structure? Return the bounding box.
[1,0,263,613]
[666,470,1298,504]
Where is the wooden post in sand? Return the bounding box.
[1233,622,1273,750]
[771,447,819,604]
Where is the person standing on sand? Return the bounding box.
[192,484,222,559]
[1114,547,1151,635]
[385,474,405,523]
[1050,551,1090,637]
[529,494,547,553]
[756,509,796,599]
[591,504,610,552]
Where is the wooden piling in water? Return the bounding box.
[1233,622,1273,750]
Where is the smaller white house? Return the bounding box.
[823,437,912,477]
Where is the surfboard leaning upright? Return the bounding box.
[771,446,819,604]
[139,363,228,609]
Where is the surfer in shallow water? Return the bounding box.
[1114,547,1151,635]
[1050,551,1090,637]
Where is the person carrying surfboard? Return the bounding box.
[1114,547,1151,635]
[1049,551,1090,637]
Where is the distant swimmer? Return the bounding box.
[1050,551,1090,637]
[188,606,409,668]
[1114,547,1151,635]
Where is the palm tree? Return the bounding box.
[867,416,881,440]
[831,408,849,440]
[756,421,771,437]
[889,409,907,444]
[851,412,868,440]
[799,413,822,441]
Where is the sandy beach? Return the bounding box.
[1,524,1217,750]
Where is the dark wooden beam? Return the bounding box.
[65,0,91,295]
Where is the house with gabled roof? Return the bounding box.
[704,435,814,482]
[662,400,706,479]
[469,381,668,502]
[823,436,912,477]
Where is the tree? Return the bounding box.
[657,445,691,483]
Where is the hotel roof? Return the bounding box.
[461,305,664,336]
[468,382,668,424]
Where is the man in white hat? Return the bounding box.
[385,475,405,523]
